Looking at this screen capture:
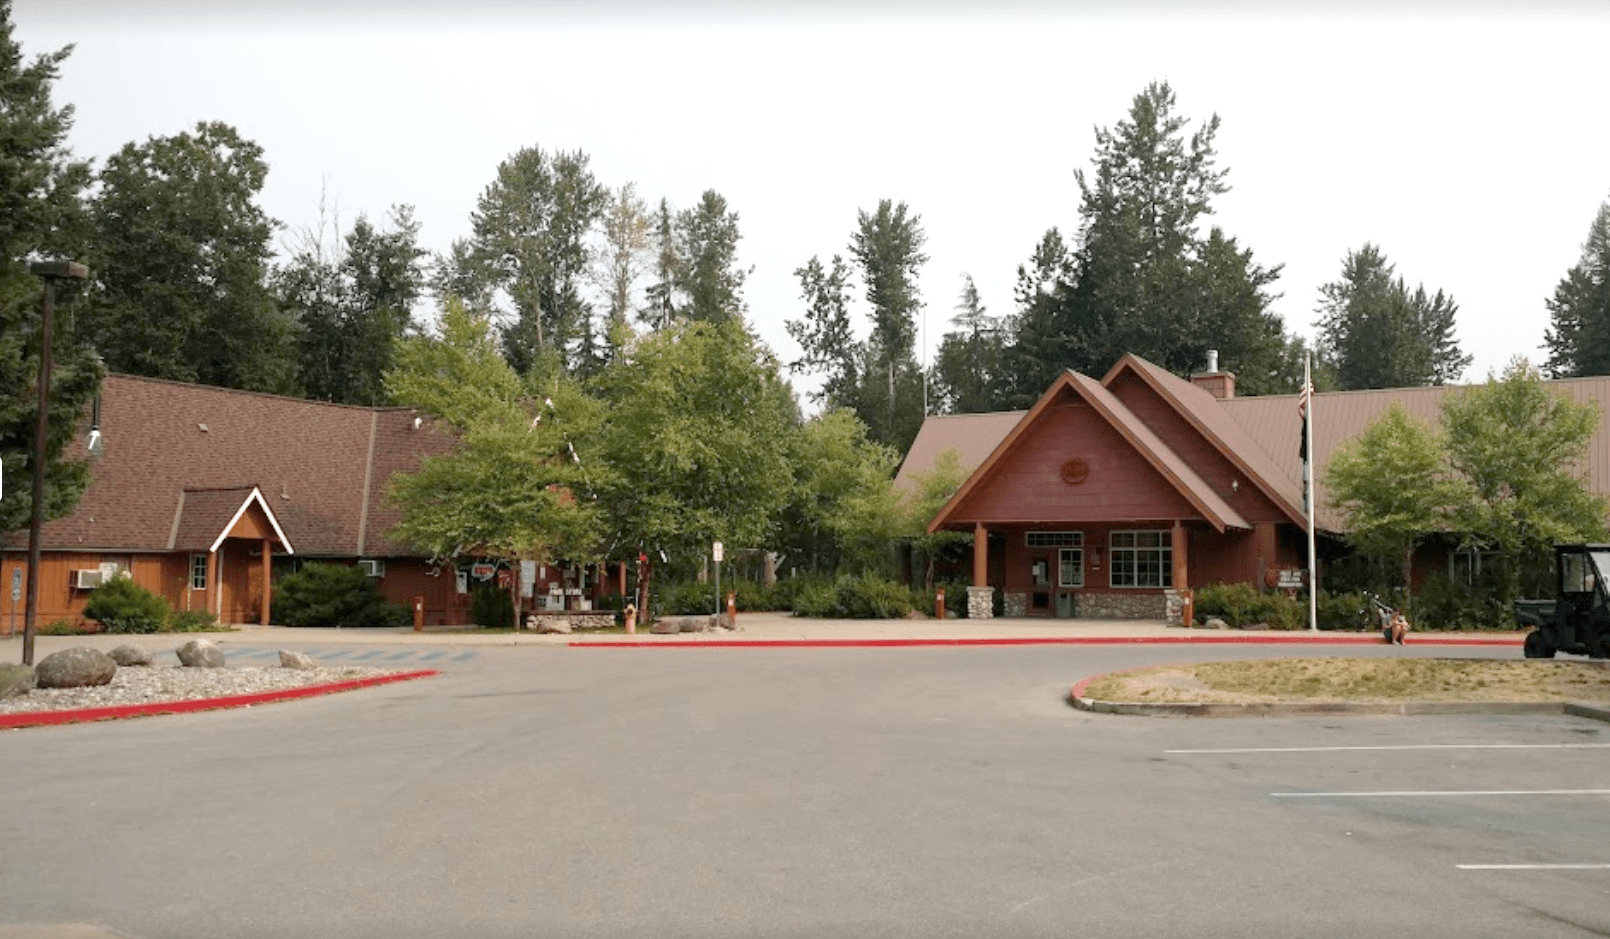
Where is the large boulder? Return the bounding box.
[175,638,226,668]
[109,644,155,667]
[649,619,680,635]
[0,663,35,699]
[279,649,317,670]
[536,618,571,635]
[677,617,707,634]
[35,648,118,689]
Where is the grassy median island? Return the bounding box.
[1082,658,1610,705]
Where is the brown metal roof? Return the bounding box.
[904,363,1610,536]
[1104,355,1306,526]
[11,374,447,557]
[927,370,1250,534]
[894,409,1026,493]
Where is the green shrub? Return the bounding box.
[1194,582,1303,630]
[1315,590,1378,631]
[469,583,515,629]
[272,562,409,628]
[83,576,171,634]
[661,579,719,616]
[771,572,833,612]
[1410,572,1509,630]
[166,609,221,632]
[791,572,914,619]
[40,618,77,635]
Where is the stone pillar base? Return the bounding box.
[1165,588,1193,626]
[966,586,995,620]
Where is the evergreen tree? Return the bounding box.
[640,197,680,332]
[676,189,747,325]
[278,204,426,404]
[592,181,652,362]
[998,82,1295,395]
[931,274,1005,413]
[0,0,102,536]
[1315,243,1470,389]
[1543,196,1610,378]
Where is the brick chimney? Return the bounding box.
[1191,349,1236,399]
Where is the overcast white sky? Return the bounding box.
[13,1,1610,400]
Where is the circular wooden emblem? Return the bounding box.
[1059,457,1089,485]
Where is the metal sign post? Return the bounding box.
[712,541,724,618]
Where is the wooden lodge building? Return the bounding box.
[898,353,1610,623]
[0,374,615,632]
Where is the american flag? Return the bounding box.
[1298,374,1313,462]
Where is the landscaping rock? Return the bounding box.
[677,617,707,633]
[536,618,571,635]
[1204,617,1228,630]
[711,612,739,632]
[279,649,317,670]
[650,619,680,635]
[35,648,118,689]
[176,638,226,668]
[109,644,155,667]
[0,663,35,699]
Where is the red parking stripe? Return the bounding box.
[0,669,439,730]
[571,634,1525,649]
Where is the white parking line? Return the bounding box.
[1273,790,1610,798]
[1167,744,1610,754]
[1461,869,1610,876]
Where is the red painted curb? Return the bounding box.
[570,634,1526,649]
[0,669,439,730]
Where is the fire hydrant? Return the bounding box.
[623,603,637,635]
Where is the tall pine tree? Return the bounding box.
[0,0,102,536]
[1543,196,1610,378]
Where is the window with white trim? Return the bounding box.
[190,553,208,590]
[1026,531,1082,548]
[1058,547,1084,587]
[1110,530,1172,588]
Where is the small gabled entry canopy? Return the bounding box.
[928,370,1251,535]
[170,486,293,625]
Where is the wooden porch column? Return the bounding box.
[1171,520,1188,589]
[618,560,627,597]
[260,538,272,626]
[972,523,988,587]
[207,549,220,620]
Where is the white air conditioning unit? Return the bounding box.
[71,569,104,590]
[358,559,385,578]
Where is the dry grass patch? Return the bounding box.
[1082,658,1610,705]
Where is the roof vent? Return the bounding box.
[1206,349,1219,374]
[197,423,209,433]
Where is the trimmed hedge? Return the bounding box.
[83,577,170,634]
[272,562,409,629]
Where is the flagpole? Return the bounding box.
[1305,353,1318,632]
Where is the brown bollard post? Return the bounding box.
[936,587,945,620]
[726,591,736,627]
[413,596,424,632]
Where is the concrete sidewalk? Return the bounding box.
[3,612,1526,657]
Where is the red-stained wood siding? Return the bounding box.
[1106,371,1288,525]
[950,392,1199,524]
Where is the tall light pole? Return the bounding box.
[21,260,87,666]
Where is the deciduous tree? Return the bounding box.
[84,121,296,393]
[1325,403,1462,596]
[460,145,608,375]
[385,299,602,615]
[1441,358,1607,605]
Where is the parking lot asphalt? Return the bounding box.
[2,640,1604,939]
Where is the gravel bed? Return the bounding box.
[0,663,400,715]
